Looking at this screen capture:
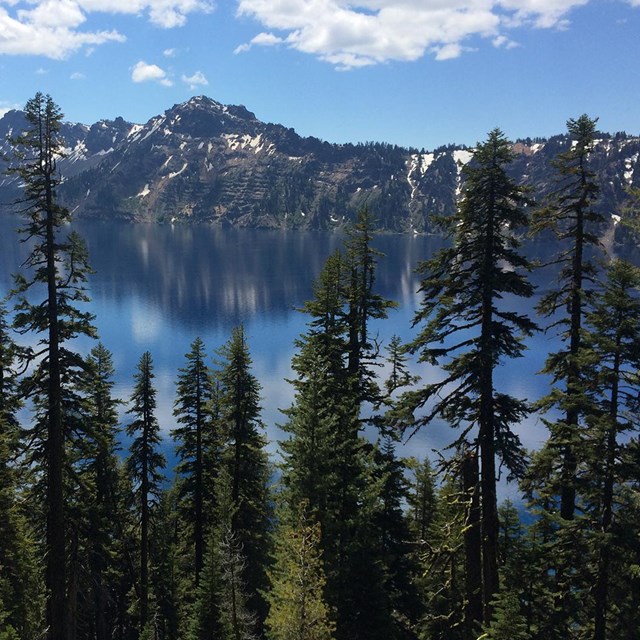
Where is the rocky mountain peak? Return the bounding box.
[0,96,639,240]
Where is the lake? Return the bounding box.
[0,215,569,478]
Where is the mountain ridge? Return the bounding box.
[1,95,638,239]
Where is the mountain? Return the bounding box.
[1,95,639,239]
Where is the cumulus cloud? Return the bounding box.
[234,31,283,54]
[163,47,177,57]
[70,71,86,79]
[131,60,173,86]
[235,0,611,69]
[181,70,208,89]
[0,0,213,59]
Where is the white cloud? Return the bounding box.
[235,0,608,69]
[70,70,86,79]
[0,0,213,59]
[492,34,518,48]
[131,60,173,86]
[78,0,214,27]
[181,70,208,89]
[163,47,177,56]
[234,31,283,54]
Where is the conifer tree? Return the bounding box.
[416,476,466,640]
[82,343,122,640]
[581,259,640,640]
[529,114,603,522]
[172,337,216,586]
[190,528,228,640]
[0,303,41,639]
[281,243,402,639]
[265,502,335,640]
[8,92,96,640]
[384,335,418,396]
[481,591,530,640]
[216,327,271,631]
[406,457,436,543]
[397,128,537,626]
[126,351,166,632]
[343,207,396,401]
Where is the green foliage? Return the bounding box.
[126,351,167,630]
[172,337,219,586]
[216,326,271,631]
[397,128,537,629]
[529,114,604,521]
[265,503,335,640]
[7,91,97,640]
[481,591,530,640]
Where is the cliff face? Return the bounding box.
[1,96,639,236]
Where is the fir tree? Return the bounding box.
[524,114,605,636]
[126,351,166,631]
[397,128,537,626]
[216,327,271,632]
[172,337,216,586]
[281,244,401,640]
[8,92,96,640]
[265,502,335,640]
[343,207,396,401]
[0,302,41,639]
[82,343,122,640]
[529,114,603,522]
[581,259,640,640]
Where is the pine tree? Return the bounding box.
[8,92,96,640]
[529,114,603,522]
[126,351,166,631]
[216,327,271,632]
[581,259,640,640]
[343,207,396,401]
[281,244,400,640]
[172,337,216,586]
[397,128,537,626]
[189,528,228,640]
[481,591,530,640]
[82,343,122,640]
[0,302,41,639]
[265,502,334,640]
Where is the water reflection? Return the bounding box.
[0,215,619,483]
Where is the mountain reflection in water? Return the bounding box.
[2,215,614,494]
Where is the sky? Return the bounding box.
[1,0,639,150]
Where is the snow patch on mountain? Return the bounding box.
[624,154,638,184]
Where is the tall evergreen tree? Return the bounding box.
[8,92,96,640]
[216,327,271,632]
[529,114,603,522]
[126,351,166,632]
[0,302,41,639]
[82,343,122,640]
[343,208,396,401]
[581,259,640,640]
[397,129,537,627]
[281,235,405,639]
[172,337,216,586]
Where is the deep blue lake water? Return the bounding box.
[0,215,576,487]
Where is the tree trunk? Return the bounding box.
[45,161,67,640]
[462,451,482,639]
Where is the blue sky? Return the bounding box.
[1,0,639,150]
